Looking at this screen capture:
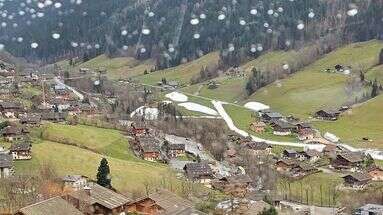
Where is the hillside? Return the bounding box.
[250,40,383,118]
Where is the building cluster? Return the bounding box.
[16,175,206,215]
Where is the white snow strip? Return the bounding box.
[244,102,270,111]
[130,106,159,120]
[165,92,188,102]
[178,102,218,115]
[212,100,249,137]
[54,77,84,101]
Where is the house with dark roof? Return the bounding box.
[1,125,28,142]
[19,113,41,126]
[0,101,23,118]
[270,119,295,136]
[331,152,364,171]
[183,163,213,187]
[282,149,299,159]
[299,150,322,163]
[136,137,162,161]
[16,197,84,215]
[127,189,206,215]
[261,112,283,122]
[0,153,13,178]
[64,182,132,215]
[245,141,272,155]
[165,143,185,158]
[9,141,32,160]
[315,109,341,121]
[342,172,371,189]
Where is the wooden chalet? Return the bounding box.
[367,166,383,181]
[282,149,299,159]
[296,123,312,132]
[183,163,213,187]
[1,125,28,142]
[297,128,316,141]
[315,110,341,121]
[245,141,272,155]
[213,174,252,196]
[0,153,13,178]
[249,121,266,133]
[166,143,185,158]
[342,172,371,189]
[19,114,41,126]
[0,101,23,118]
[137,137,161,161]
[261,111,283,122]
[331,152,364,171]
[299,150,321,162]
[291,163,318,177]
[128,189,206,215]
[271,119,295,136]
[9,141,32,160]
[275,159,297,172]
[64,182,132,214]
[16,197,84,215]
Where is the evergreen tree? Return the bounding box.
[258,206,278,215]
[371,79,379,98]
[97,158,112,188]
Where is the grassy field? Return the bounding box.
[251,40,383,119]
[313,94,383,148]
[366,64,383,82]
[40,123,138,161]
[135,52,220,86]
[55,54,154,80]
[20,140,177,192]
[278,172,343,207]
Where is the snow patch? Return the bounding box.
[165,92,188,102]
[178,102,218,115]
[130,106,159,120]
[244,102,270,111]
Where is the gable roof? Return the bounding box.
[18,197,84,215]
[342,172,371,182]
[68,182,131,209]
[10,142,31,151]
[263,112,283,119]
[0,153,12,168]
[184,163,213,179]
[148,189,193,214]
[337,152,364,163]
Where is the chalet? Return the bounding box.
[62,175,89,191]
[213,174,252,196]
[331,152,364,171]
[282,149,299,159]
[299,150,321,162]
[16,197,84,215]
[9,142,32,160]
[249,121,267,133]
[19,114,41,126]
[366,166,383,181]
[245,141,272,155]
[261,111,283,122]
[41,112,67,122]
[354,204,383,215]
[184,163,214,187]
[64,182,132,215]
[315,110,341,121]
[342,172,371,189]
[296,122,312,132]
[291,163,318,177]
[166,143,185,158]
[1,126,27,142]
[275,159,297,172]
[0,153,13,178]
[128,189,206,215]
[297,129,316,141]
[137,137,161,161]
[271,119,295,136]
[0,101,23,118]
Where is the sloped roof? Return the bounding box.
[10,142,31,151]
[68,182,131,209]
[18,197,84,215]
[246,141,271,150]
[0,153,12,168]
[337,152,364,163]
[342,172,371,182]
[184,163,213,179]
[148,189,193,214]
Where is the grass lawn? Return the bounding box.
[251,40,383,119]
[278,172,343,207]
[40,123,138,161]
[23,140,177,192]
[313,94,383,148]
[135,52,220,86]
